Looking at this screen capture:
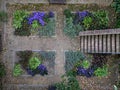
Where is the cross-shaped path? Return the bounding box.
[2,4,80,87]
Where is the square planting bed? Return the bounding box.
[65,51,109,78]
[13,10,56,37]
[13,50,56,77]
[63,5,119,37]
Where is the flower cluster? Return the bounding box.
[26,64,48,76]
[76,11,90,21]
[77,66,94,77]
[27,12,45,26]
[48,11,55,18]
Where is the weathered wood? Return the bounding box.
[79,29,120,36]
[79,29,120,54]
[116,34,119,53]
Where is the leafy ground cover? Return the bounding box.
[13,51,55,76]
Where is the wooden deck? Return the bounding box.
[79,29,120,54]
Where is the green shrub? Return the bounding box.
[14,19,31,36]
[81,60,91,69]
[64,18,76,37]
[0,11,8,22]
[111,0,120,13]
[56,76,81,90]
[13,64,23,76]
[92,10,109,29]
[39,18,55,37]
[94,66,108,77]
[13,10,29,29]
[65,51,85,71]
[64,9,73,18]
[29,56,41,70]
[0,63,6,77]
[83,16,93,30]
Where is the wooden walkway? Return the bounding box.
[79,29,120,54]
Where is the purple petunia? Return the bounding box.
[76,11,90,21]
[26,68,35,76]
[77,67,94,77]
[48,11,54,18]
[27,12,46,26]
[37,64,48,76]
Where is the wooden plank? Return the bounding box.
[99,35,102,53]
[79,28,120,36]
[91,35,94,53]
[107,35,111,53]
[95,35,99,53]
[116,34,120,53]
[112,34,115,53]
[88,36,91,53]
[103,35,106,53]
[84,36,87,53]
[81,36,84,52]
[80,37,81,51]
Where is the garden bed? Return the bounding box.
[12,10,56,37]
[65,51,109,78]
[13,50,56,77]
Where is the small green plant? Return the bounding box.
[94,66,108,77]
[81,60,90,69]
[83,16,93,30]
[64,9,73,18]
[13,64,23,76]
[29,56,41,70]
[0,63,6,77]
[13,10,29,29]
[92,10,109,29]
[0,11,8,22]
[31,20,40,29]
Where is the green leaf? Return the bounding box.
[29,56,41,70]
[13,64,23,77]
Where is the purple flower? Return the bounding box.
[26,68,35,76]
[77,67,94,77]
[48,11,54,18]
[77,67,86,75]
[37,64,48,76]
[85,68,94,77]
[27,12,46,26]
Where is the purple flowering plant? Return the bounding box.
[26,64,48,76]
